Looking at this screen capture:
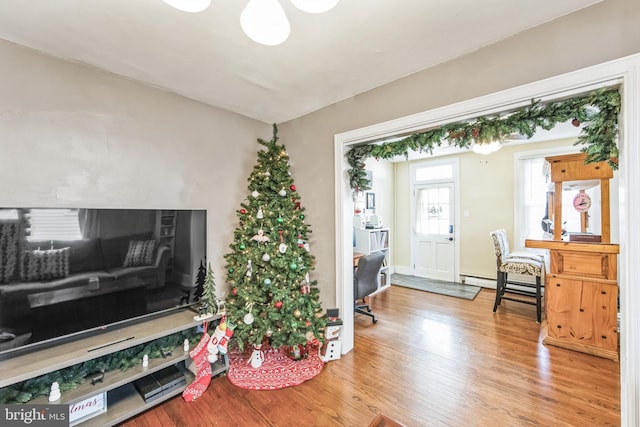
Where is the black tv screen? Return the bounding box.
[0,207,206,358]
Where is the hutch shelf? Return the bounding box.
[525,153,619,361]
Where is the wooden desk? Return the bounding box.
[353,252,365,268]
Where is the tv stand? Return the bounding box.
[0,307,226,426]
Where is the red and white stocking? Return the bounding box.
[182,332,212,402]
[218,321,235,355]
[207,324,226,360]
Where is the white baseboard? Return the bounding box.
[393,265,412,275]
[460,275,496,289]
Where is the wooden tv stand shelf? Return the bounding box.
[0,307,221,426]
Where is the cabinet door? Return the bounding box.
[546,278,618,351]
[546,278,582,341]
[583,280,618,351]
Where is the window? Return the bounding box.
[415,164,452,182]
[415,186,451,235]
[26,209,82,241]
[521,157,548,239]
[517,150,585,248]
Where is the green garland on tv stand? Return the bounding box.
[347,87,621,193]
[0,328,202,404]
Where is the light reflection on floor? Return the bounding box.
[421,317,453,356]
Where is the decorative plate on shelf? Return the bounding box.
[573,191,592,212]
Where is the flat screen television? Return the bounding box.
[0,207,206,359]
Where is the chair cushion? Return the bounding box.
[499,256,543,276]
[508,250,545,262]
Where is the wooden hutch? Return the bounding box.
[525,153,619,361]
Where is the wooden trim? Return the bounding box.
[542,329,619,362]
[554,181,563,241]
[525,239,620,254]
[601,178,611,243]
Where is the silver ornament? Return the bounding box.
[244,312,254,325]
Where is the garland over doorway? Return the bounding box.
[346,87,620,193]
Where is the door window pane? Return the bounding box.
[415,164,453,182]
[416,187,450,235]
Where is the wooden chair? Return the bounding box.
[489,229,545,322]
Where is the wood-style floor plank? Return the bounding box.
[121,286,620,426]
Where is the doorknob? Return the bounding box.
[448,237,454,241]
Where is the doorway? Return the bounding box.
[410,159,459,282]
[334,54,640,424]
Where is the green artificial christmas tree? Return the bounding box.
[225,125,326,354]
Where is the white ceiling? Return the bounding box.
[0,0,602,124]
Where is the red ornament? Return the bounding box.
[239,208,247,214]
[306,321,311,327]
[232,288,238,295]
[290,185,296,191]
[571,118,581,127]
[275,301,283,309]
[472,128,480,138]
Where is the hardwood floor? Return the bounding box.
[122,285,620,426]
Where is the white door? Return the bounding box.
[412,182,455,281]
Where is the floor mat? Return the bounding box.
[391,273,481,300]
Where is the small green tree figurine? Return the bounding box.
[193,260,206,302]
[200,263,218,317]
[225,125,326,353]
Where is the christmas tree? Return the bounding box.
[225,125,326,353]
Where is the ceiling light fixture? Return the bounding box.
[163,0,339,46]
[290,0,339,14]
[241,0,291,46]
[471,140,502,155]
[162,0,211,13]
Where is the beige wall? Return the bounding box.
[394,139,577,280]
[280,0,640,304]
[0,39,271,286]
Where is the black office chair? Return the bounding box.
[354,251,386,323]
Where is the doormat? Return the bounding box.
[227,345,324,390]
[391,273,481,300]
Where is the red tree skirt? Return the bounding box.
[227,345,324,390]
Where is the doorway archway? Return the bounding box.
[334,53,640,425]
